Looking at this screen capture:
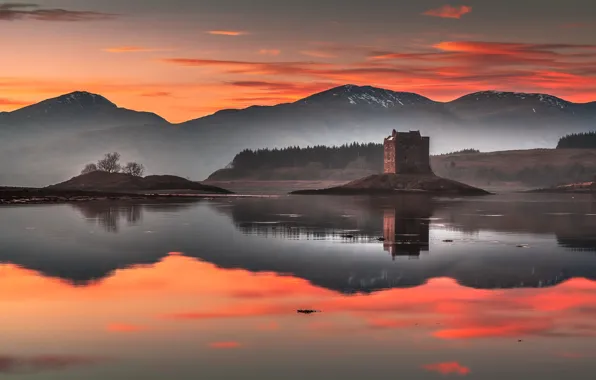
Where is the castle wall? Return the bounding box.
[383,138,396,174]
[394,133,431,174]
[383,130,432,175]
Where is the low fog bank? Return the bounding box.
[0,121,583,188]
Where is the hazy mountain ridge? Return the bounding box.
[0,91,167,138]
[1,85,596,186]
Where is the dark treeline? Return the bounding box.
[557,132,596,149]
[229,145,481,171]
[435,148,480,156]
[230,143,384,171]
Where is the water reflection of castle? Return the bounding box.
[382,208,430,259]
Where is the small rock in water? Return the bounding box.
[297,309,320,314]
[340,234,355,239]
[443,239,454,243]
[377,237,386,241]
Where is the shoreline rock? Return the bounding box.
[0,189,236,206]
[290,173,491,196]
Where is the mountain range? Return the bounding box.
[1,85,595,186]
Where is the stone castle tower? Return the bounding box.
[383,129,432,174]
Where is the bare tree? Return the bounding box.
[122,162,145,177]
[81,163,98,175]
[97,152,121,173]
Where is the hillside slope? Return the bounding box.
[47,171,233,194]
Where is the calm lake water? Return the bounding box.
[1,193,596,379]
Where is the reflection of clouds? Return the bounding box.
[106,323,147,333]
[2,254,596,343]
[423,362,470,375]
[0,355,106,374]
[208,341,242,349]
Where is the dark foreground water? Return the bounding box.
[1,193,596,379]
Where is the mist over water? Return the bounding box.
[1,193,596,379]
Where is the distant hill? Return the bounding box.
[0,91,166,140]
[47,171,232,194]
[1,84,596,186]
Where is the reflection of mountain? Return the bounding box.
[0,201,198,285]
[214,194,596,291]
[225,194,436,233]
[432,194,596,238]
[557,236,596,252]
[1,195,596,292]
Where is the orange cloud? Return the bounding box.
[259,49,281,56]
[159,39,596,108]
[300,50,336,58]
[423,362,471,375]
[0,3,116,22]
[140,91,172,97]
[207,30,247,36]
[227,80,336,95]
[161,58,331,76]
[0,97,30,107]
[423,5,472,19]
[103,46,157,53]
[106,323,147,333]
[208,341,241,349]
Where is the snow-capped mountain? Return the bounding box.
[298,84,434,108]
[7,91,116,118]
[444,90,589,121]
[454,90,571,109]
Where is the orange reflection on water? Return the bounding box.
[208,341,242,349]
[423,361,471,375]
[106,323,148,333]
[0,253,595,345]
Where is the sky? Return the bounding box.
[1,0,596,122]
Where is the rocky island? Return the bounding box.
[1,171,233,205]
[528,175,596,193]
[291,130,491,196]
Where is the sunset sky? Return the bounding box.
[1,0,596,122]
